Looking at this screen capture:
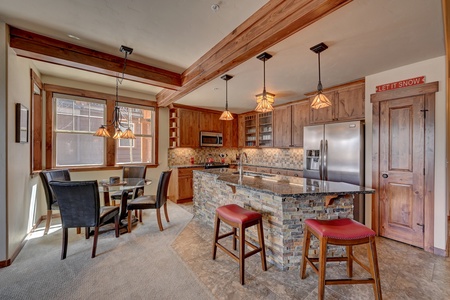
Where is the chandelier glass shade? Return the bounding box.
[310,42,331,110]
[254,52,275,113]
[219,74,234,121]
[94,45,136,139]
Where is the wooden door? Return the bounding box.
[273,106,291,147]
[291,101,309,147]
[379,96,425,247]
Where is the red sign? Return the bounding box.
[376,76,425,92]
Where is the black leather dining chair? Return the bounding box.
[39,169,71,235]
[110,166,147,203]
[49,180,120,259]
[126,170,172,233]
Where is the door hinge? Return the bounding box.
[417,223,424,233]
[420,109,429,118]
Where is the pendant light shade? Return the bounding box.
[255,52,275,112]
[219,74,234,121]
[94,45,136,139]
[310,42,331,110]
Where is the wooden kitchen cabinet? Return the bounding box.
[308,80,365,124]
[223,117,238,148]
[168,167,203,203]
[273,100,309,148]
[256,166,271,174]
[258,112,273,147]
[285,170,303,177]
[239,112,273,148]
[199,111,222,132]
[179,109,200,147]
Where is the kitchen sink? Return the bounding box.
[232,171,275,178]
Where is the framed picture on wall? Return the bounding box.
[15,103,29,143]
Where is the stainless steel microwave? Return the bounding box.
[200,132,223,147]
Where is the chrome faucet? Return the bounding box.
[237,151,248,177]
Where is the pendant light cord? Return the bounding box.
[225,80,228,110]
[317,52,323,92]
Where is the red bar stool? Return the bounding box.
[301,218,382,300]
[212,204,267,285]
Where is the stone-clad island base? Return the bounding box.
[192,169,374,270]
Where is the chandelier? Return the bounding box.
[94,45,135,139]
[254,52,275,113]
[219,74,234,120]
[310,42,332,110]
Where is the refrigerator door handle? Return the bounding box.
[319,140,324,180]
[324,140,328,181]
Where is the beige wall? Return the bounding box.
[365,56,447,251]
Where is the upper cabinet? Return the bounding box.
[169,106,237,148]
[239,111,273,148]
[258,112,273,147]
[273,100,309,148]
[308,80,365,124]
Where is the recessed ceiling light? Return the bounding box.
[211,4,220,12]
[67,34,80,40]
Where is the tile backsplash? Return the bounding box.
[168,148,303,169]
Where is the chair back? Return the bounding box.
[123,166,147,180]
[48,181,101,228]
[155,170,172,209]
[40,169,71,210]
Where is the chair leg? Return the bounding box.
[368,236,382,300]
[127,210,133,233]
[61,227,68,260]
[257,220,267,271]
[139,209,143,222]
[76,227,81,234]
[114,214,119,238]
[156,208,163,231]
[232,227,237,250]
[239,224,245,285]
[163,202,170,222]
[85,227,90,239]
[346,245,353,278]
[300,227,312,279]
[212,214,220,260]
[44,210,52,235]
[318,237,328,300]
[91,226,99,258]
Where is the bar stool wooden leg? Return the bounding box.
[368,236,382,300]
[318,237,328,300]
[239,224,245,285]
[232,227,237,250]
[257,221,267,271]
[212,214,220,259]
[300,228,311,279]
[346,245,353,277]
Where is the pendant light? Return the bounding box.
[94,45,136,139]
[219,74,234,120]
[310,42,331,110]
[254,52,275,112]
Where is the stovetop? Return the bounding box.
[204,162,230,169]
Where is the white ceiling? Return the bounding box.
[0,0,445,114]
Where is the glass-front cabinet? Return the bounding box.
[240,112,273,148]
[258,112,273,147]
[244,114,257,147]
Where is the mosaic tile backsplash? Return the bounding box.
[168,147,304,170]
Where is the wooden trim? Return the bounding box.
[370,82,437,252]
[9,26,181,90]
[45,89,53,168]
[157,0,353,106]
[30,69,43,172]
[304,78,365,96]
[370,81,439,103]
[433,246,447,257]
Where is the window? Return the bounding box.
[53,94,106,167]
[116,104,155,164]
[44,84,158,169]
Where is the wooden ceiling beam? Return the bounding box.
[157,0,352,107]
[9,26,182,90]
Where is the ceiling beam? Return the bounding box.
[9,26,182,90]
[157,0,353,107]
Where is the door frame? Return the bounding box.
[371,81,438,253]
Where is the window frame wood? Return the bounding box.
[44,84,159,170]
[30,70,43,174]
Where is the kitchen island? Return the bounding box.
[192,168,374,270]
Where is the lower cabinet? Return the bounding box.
[168,167,203,203]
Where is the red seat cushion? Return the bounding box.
[216,204,262,225]
[305,218,375,240]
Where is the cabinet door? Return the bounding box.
[258,112,273,147]
[273,106,291,148]
[223,118,238,148]
[238,115,246,148]
[285,170,303,178]
[256,167,271,174]
[271,168,288,175]
[291,101,310,147]
[335,84,365,121]
[244,114,258,147]
[199,111,223,132]
[309,91,335,124]
[179,109,200,147]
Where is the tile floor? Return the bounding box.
[175,203,450,299]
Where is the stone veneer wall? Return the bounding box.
[193,171,353,270]
[168,147,304,169]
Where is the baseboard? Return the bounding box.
[433,246,447,257]
[0,213,56,268]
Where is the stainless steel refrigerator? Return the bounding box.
[303,121,365,222]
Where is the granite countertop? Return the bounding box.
[170,163,302,171]
[194,168,374,197]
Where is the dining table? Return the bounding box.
[98,178,152,229]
